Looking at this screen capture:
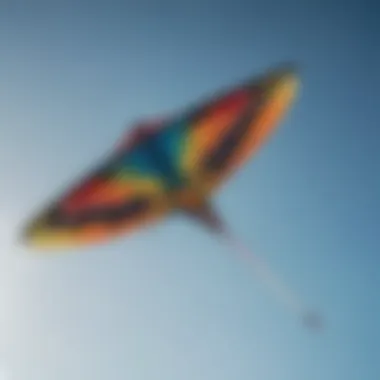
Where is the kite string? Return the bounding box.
[220,230,305,315]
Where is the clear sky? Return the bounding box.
[0,1,379,379]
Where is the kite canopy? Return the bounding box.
[21,64,300,250]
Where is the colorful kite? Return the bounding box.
[21,64,322,330]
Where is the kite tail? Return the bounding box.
[222,229,323,330]
[222,230,303,313]
[187,202,323,331]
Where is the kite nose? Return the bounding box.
[19,218,55,250]
[20,219,37,245]
[259,63,300,113]
[264,63,300,93]
[20,214,49,248]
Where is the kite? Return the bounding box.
[21,64,323,331]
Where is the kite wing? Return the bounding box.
[21,65,300,250]
[22,145,171,250]
[179,67,299,194]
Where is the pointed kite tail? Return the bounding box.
[222,231,303,312]
[188,202,323,331]
[220,229,324,331]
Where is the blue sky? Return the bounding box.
[0,1,379,379]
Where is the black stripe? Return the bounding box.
[204,90,263,172]
[45,198,150,228]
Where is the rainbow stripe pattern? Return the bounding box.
[21,64,300,250]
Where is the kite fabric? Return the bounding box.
[22,64,299,248]
[20,63,323,330]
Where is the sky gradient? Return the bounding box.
[0,1,379,379]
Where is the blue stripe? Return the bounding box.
[109,121,189,188]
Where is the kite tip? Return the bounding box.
[302,311,324,332]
